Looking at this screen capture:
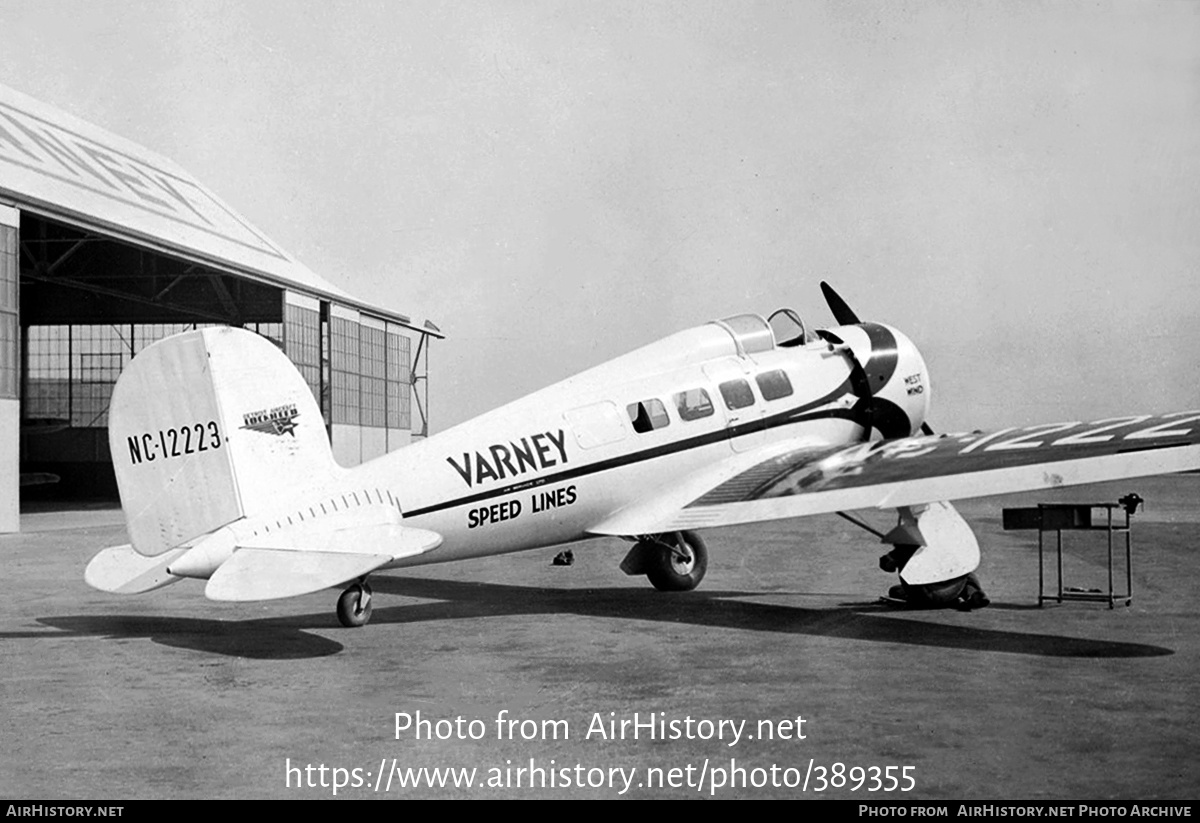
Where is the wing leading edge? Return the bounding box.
[588,411,1200,535]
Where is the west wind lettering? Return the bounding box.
[447,429,569,487]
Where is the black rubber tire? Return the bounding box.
[899,575,967,607]
[337,583,373,628]
[645,531,708,592]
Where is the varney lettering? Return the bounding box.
[447,430,568,487]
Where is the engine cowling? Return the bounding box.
[823,322,930,439]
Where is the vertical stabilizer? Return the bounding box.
[108,327,337,557]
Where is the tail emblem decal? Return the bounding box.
[241,404,300,437]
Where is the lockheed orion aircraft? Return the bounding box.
[86,283,1200,626]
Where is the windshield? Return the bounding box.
[768,308,807,347]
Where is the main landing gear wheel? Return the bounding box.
[337,580,373,628]
[645,531,708,592]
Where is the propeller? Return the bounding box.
[820,280,861,326]
[819,281,935,437]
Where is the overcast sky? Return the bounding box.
[2,0,1198,433]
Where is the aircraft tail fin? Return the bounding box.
[108,327,340,558]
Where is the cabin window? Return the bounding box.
[756,369,793,401]
[719,379,756,410]
[674,388,715,422]
[627,399,670,433]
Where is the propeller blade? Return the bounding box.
[820,281,861,326]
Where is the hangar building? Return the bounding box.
[0,84,442,532]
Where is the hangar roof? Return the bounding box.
[0,83,440,336]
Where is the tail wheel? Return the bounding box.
[337,581,373,628]
[645,531,708,592]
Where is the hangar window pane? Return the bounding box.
[0,314,17,400]
[24,326,69,420]
[134,324,194,353]
[627,398,670,433]
[385,331,411,430]
[71,325,132,427]
[0,226,15,310]
[284,305,321,406]
[331,316,360,425]
[24,324,251,429]
[360,324,386,428]
[0,225,16,399]
[246,322,283,348]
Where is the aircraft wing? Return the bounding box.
[588,411,1200,535]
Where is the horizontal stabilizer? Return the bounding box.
[205,549,392,602]
[163,512,442,587]
[240,521,443,560]
[85,545,188,594]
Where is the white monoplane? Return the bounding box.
[86,283,1200,626]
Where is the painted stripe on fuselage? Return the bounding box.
[403,379,858,519]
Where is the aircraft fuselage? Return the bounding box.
[340,317,930,566]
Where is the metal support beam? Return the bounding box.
[19,240,38,269]
[20,269,237,323]
[410,332,430,438]
[206,273,242,324]
[152,275,187,302]
[45,238,88,275]
[20,235,101,275]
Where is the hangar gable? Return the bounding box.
[0,83,422,328]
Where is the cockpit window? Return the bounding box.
[674,388,715,421]
[718,379,756,410]
[756,369,793,401]
[627,399,670,433]
[768,308,807,348]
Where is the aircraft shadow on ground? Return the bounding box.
[27,614,344,659]
[19,575,1171,660]
[360,576,1171,659]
